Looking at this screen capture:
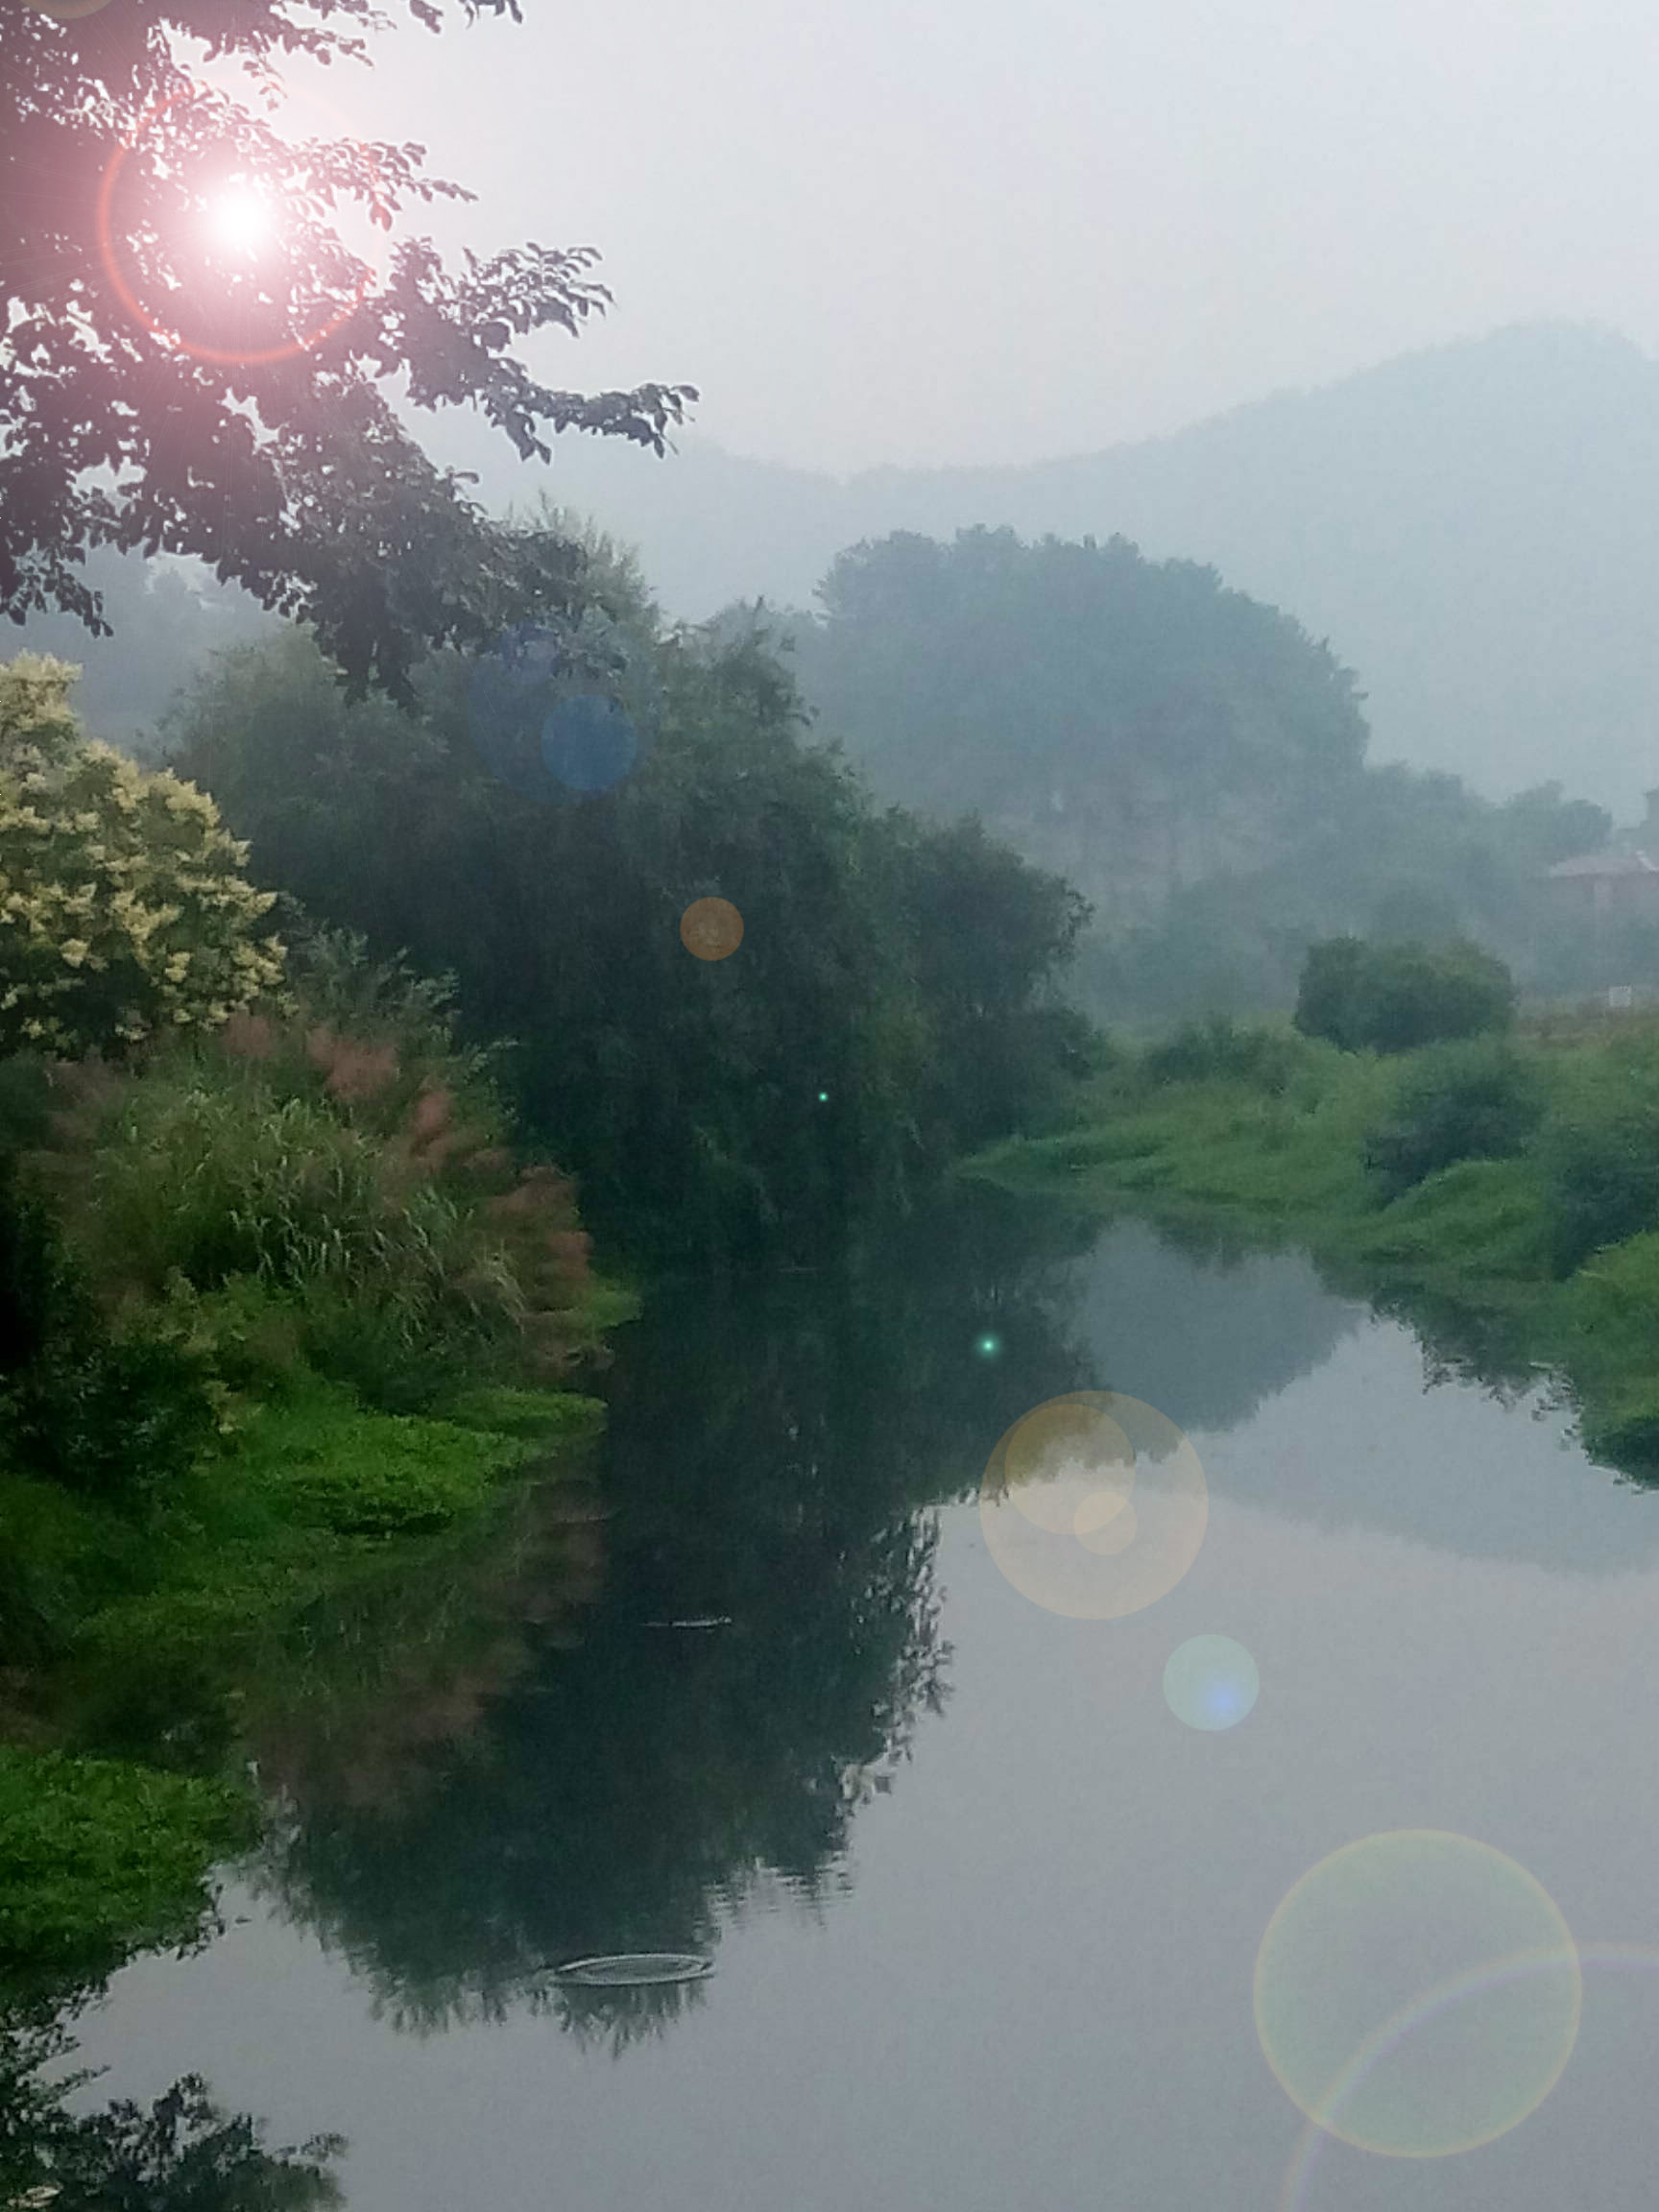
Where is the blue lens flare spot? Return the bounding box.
[976,1333,1003,1358]
[467,616,655,805]
[1164,1633,1259,1731]
[541,693,637,795]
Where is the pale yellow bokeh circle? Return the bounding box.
[26,0,114,16]
[680,897,744,962]
[978,1391,1206,1618]
[1255,1829,1582,2160]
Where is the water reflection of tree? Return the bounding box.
[252,1188,1100,2041]
[0,2006,343,2212]
[1320,1262,1548,1407]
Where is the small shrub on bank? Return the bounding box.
[1364,1040,1546,1200]
[234,1380,529,1536]
[1559,1231,1659,1467]
[23,964,606,1418]
[1295,936,1515,1054]
[1141,1016,1309,1095]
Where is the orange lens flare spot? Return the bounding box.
[680,898,744,962]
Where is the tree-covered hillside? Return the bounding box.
[778,526,1369,934]
[747,526,1616,1022]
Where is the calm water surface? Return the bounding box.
[56,1199,1659,2209]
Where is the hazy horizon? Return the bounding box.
[256,0,1659,476]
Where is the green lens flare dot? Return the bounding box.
[1254,1830,1581,2159]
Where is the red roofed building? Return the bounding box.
[1546,791,1659,923]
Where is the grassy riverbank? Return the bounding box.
[967,1009,1659,1476]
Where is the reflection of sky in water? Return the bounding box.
[60,1218,1659,2212]
[1059,1219,1363,1435]
[1070,1218,1659,1575]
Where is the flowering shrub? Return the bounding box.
[0,655,285,1056]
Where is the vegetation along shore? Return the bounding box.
[970,939,1659,1482]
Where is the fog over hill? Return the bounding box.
[480,320,1659,815]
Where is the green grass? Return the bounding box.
[0,1746,255,1997]
[232,1384,533,1535]
[1346,1158,1552,1278]
[438,1384,607,1441]
[61,1375,597,1661]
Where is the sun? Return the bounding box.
[206,188,273,256]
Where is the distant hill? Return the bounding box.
[514,321,1659,813]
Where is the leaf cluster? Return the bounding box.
[2,0,695,701]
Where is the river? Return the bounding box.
[40,1191,1659,2210]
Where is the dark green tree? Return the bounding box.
[1293,935,1516,1053]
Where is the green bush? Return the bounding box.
[3,1323,225,1502]
[1558,1229,1659,1466]
[1363,1040,1545,1200]
[38,1072,510,1412]
[1141,1016,1308,1094]
[233,1380,530,1535]
[1295,935,1515,1053]
[28,986,605,1414]
[1538,1097,1659,1275]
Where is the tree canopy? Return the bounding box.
[1,0,694,701]
[162,599,1090,1261]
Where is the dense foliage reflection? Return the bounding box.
[252,1189,1100,2038]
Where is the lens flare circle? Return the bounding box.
[1164,1634,1259,1730]
[978,1391,1207,1618]
[25,0,114,18]
[1255,1830,1581,2161]
[95,83,389,367]
[680,897,744,962]
[467,613,656,805]
[541,693,637,793]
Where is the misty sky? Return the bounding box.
[266,0,1659,473]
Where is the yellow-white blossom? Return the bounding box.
[0,655,287,1054]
